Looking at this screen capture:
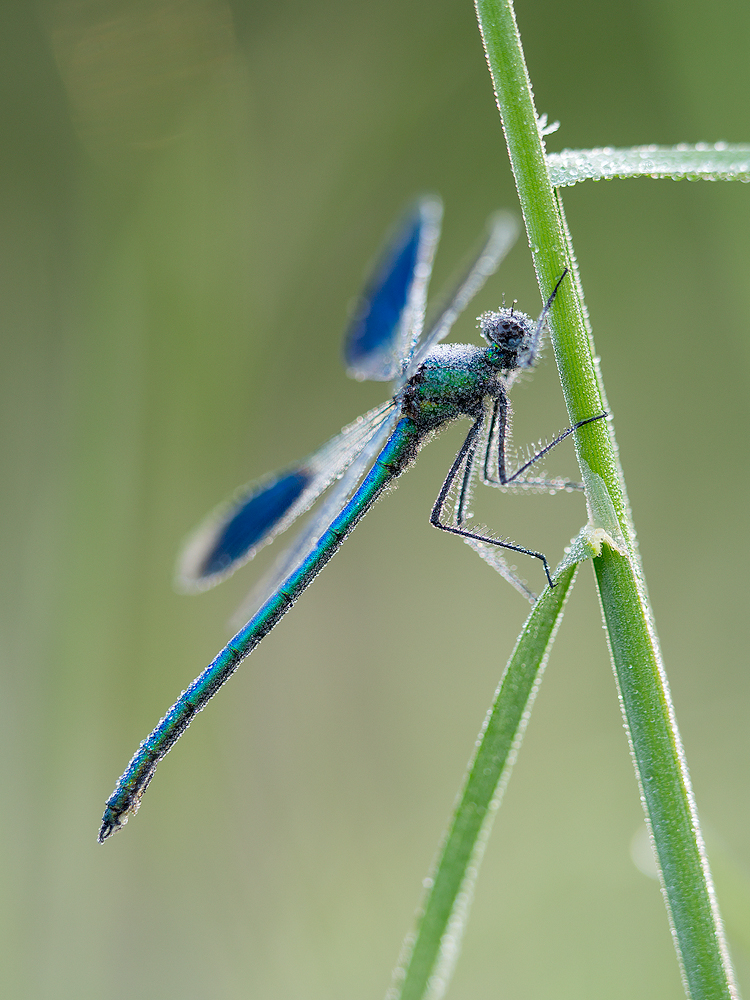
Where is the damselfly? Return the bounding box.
[99,197,602,841]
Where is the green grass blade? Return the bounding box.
[594,549,737,999]
[389,564,577,1000]
[473,0,739,996]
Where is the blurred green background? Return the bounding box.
[1,1,749,997]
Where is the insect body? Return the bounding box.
[99,197,602,841]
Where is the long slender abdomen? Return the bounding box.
[98,417,420,842]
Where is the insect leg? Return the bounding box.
[500,412,607,487]
[431,414,483,530]
[484,407,607,491]
[430,412,556,589]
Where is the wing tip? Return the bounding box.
[485,209,520,247]
[415,193,443,224]
[343,195,445,382]
[174,524,233,594]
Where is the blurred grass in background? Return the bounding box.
[1,1,749,997]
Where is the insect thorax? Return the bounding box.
[401,343,503,432]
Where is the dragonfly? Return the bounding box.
[99,196,604,842]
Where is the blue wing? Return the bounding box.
[406,211,519,378]
[178,204,517,597]
[343,196,442,382]
[228,406,400,629]
[176,401,397,593]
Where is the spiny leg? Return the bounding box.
[485,402,607,490]
[483,395,504,483]
[431,415,483,530]
[481,395,584,492]
[430,413,556,589]
[432,408,608,590]
[456,417,481,525]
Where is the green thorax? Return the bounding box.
[401,343,505,433]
